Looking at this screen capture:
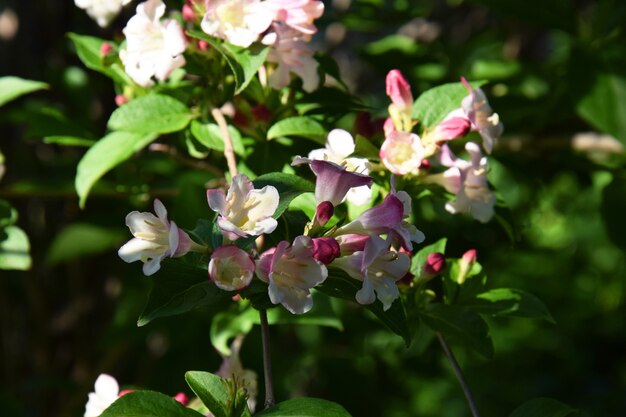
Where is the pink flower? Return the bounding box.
[380,131,425,175]
[256,236,328,314]
[335,234,369,256]
[420,252,446,282]
[461,79,503,154]
[263,0,324,35]
[332,235,410,310]
[201,0,273,47]
[434,113,472,141]
[118,199,193,276]
[292,157,373,206]
[386,69,414,132]
[311,237,340,265]
[209,245,255,291]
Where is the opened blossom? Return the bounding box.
[332,235,410,311]
[201,0,273,47]
[461,80,503,154]
[264,0,324,35]
[75,0,131,28]
[118,199,194,276]
[256,236,328,314]
[308,129,373,205]
[209,245,255,291]
[120,0,187,87]
[380,131,425,176]
[207,174,279,240]
[84,374,119,417]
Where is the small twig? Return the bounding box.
[211,107,238,178]
[259,309,275,409]
[436,332,482,417]
[148,143,223,176]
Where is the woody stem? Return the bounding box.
[211,107,238,178]
[259,309,275,409]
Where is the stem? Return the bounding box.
[211,107,238,178]
[259,309,275,409]
[148,143,224,176]
[436,332,481,417]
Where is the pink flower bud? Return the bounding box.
[173,392,189,405]
[421,252,445,280]
[182,3,196,22]
[311,237,340,265]
[462,249,477,264]
[100,42,113,57]
[197,40,209,51]
[420,159,431,170]
[114,94,128,107]
[119,389,134,397]
[386,69,413,110]
[315,201,334,226]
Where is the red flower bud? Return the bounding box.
[114,94,128,107]
[315,201,334,226]
[173,392,189,405]
[182,3,195,21]
[311,237,340,265]
[386,69,413,110]
[423,252,445,277]
[100,42,113,57]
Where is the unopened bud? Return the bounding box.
[119,389,134,397]
[197,39,209,51]
[173,392,189,405]
[311,237,340,265]
[457,249,477,284]
[315,201,334,226]
[100,42,113,57]
[182,3,195,21]
[386,69,413,110]
[462,249,477,264]
[251,105,271,122]
[114,94,128,106]
[421,252,445,281]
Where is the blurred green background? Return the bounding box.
[1,0,626,416]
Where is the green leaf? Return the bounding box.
[601,175,626,249]
[185,371,230,417]
[190,120,245,156]
[253,173,315,218]
[187,30,269,94]
[43,136,96,147]
[353,134,380,160]
[211,308,257,356]
[461,288,555,323]
[509,397,577,417]
[256,397,353,417]
[0,199,18,228]
[68,33,128,84]
[108,94,192,135]
[45,223,126,266]
[0,76,48,107]
[412,80,487,129]
[410,238,447,277]
[0,226,31,270]
[75,131,157,208]
[319,268,412,345]
[100,390,204,417]
[577,73,626,144]
[420,304,494,359]
[138,259,231,326]
[266,116,327,144]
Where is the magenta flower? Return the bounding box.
[209,245,255,291]
[311,237,340,265]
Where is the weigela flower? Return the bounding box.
[263,25,319,92]
[120,0,187,87]
[432,112,472,142]
[419,252,446,282]
[332,235,410,311]
[207,174,279,240]
[209,245,255,291]
[263,0,324,35]
[256,236,328,314]
[380,131,425,176]
[292,157,373,207]
[84,374,119,417]
[308,129,373,205]
[75,0,131,28]
[386,69,414,132]
[460,78,503,153]
[118,199,193,276]
[201,0,273,47]
[311,237,340,265]
[216,336,258,413]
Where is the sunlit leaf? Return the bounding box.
[108,94,192,135]
[253,173,315,219]
[46,223,126,266]
[100,390,203,417]
[0,76,48,107]
[256,397,353,417]
[267,116,327,144]
[461,288,554,323]
[185,371,230,417]
[0,226,31,270]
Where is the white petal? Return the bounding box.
[118,238,162,263]
[355,276,376,305]
[142,256,163,276]
[326,129,355,160]
[94,374,119,400]
[207,189,227,214]
[153,199,167,221]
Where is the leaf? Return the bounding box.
[108,94,192,135]
[256,397,353,417]
[0,199,18,228]
[138,259,231,326]
[420,304,494,359]
[68,33,128,84]
[461,288,555,323]
[185,371,230,417]
[509,397,578,417]
[43,136,96,147]
[410,238,447,277]
[577,73,626,145]
[0,226,31,270]
[412,80,487,129]
[75,131,157,208]
[45,223,126,266]
[252,173,315,218]
[601,175,626,249]
[190,120,245,156]
[353,134,380,160]
[319,268,412,345]
[187,30,269,94]
[0,76,48,107]
[100,390,204,417]
[266,116,327,144]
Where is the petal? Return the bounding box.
[142,255,163,276]
[207,189,226,213]
[326,129,355,160]
[246,186,280,224]
[153,199,168,222]
[94,374,119,400]
[355,276,376,305]
[168,221,180,257]
[118,238,162,263]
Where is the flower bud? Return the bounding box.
[421,252,445,281]
[100,42,113,57]
[182,3,196,22]
[114,94,128,107]
[209,245,255,291]
[386,69,413,111]
[315,201,334,226]
[311,237,340,265]
[462,249,477,264]
[119,389,134,397]
[456,249,477,284]
[173,392,189,405]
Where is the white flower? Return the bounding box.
[201,0,274,47]
[84,374,119,417]
[207,174,279,240]
[379,131,425,176]
[75,0,132,28]
[308,129,372,205]
[118,199,193,276]
[263,0,324,35]
[120,0,187,87]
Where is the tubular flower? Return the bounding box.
[332,235,410,311]
[256,236,328,314]
[380,131,425,176]
[120,0,187,87]
[308,129,373,205]
[207,174,279,240]
[118,199,193,276]
[75,0,131,28]
[292,157,373,206]
[460,78,503,153]
[209,245,255,291]
[201,0,273,47]
[263,0,324,35]
[84,374,119,417]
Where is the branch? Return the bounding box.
[211,107,238,178]
[148,143,224,176]
[259,309,275,409]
